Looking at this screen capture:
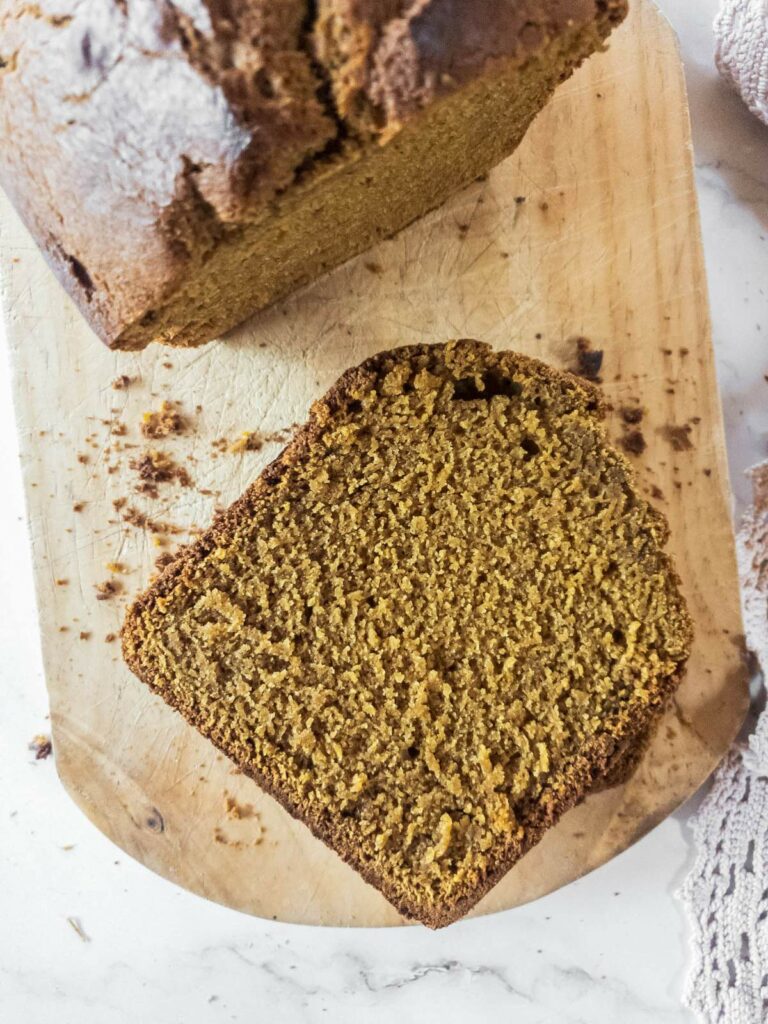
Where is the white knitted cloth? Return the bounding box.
[715,0,768,125]
[679,463,768,1023]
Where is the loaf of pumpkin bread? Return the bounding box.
[122,340,691,927]
[0,1,626,349]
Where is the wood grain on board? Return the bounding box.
[1,0,748,926]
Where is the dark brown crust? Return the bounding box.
[316,0,628,132]
[0,1,626,348]
[0,0,335,343]
[122,340,690,928]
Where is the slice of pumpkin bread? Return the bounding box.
[122,340,692,927]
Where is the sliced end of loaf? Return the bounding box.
[113,8,626,349]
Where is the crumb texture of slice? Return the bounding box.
[123,340,692,927]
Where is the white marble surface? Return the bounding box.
[1,2,767,1021]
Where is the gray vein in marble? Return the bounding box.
[349,954,532,999]
[203,943,685,1023]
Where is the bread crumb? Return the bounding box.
[104,633,117,644]
[213,826,262,849]
[105,562,126,574]
[574,337,603,382]
[77,453,90,465]
[620,430,646,456]
[220,428,292,455]
[130,449,193,489]
[224,793,256,819]
[111,375,135,390]
[660,424,694,452]
[28,734,52,759]
[229,432,264,454]
[55,578,69,586]
[122,505,183,536]
[72,502,85,513]
[141,401,186,439]
[79,631,91,641]
[95,579,121,601]
[620,406,643,425]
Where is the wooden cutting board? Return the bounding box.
[1,0,748,926]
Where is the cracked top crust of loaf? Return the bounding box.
[0,0,335,341]
[315,0,623,131]
[0,0,627,346]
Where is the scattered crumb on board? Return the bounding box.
[69,386,297,611]
[573,337,603,383]
[224,793,256,820]
[660,423,695,452]
[141,400,187,439]
[130,448,193,493]
[121,506,183,536]
[213,826,262,849]
[620,406,643,425]
[95,579,122,601]
[621,430,647,456]
[229,431,265,454]
[223,427,294,455]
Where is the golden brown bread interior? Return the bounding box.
[0,1,626,348]
[122,340,691,926]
